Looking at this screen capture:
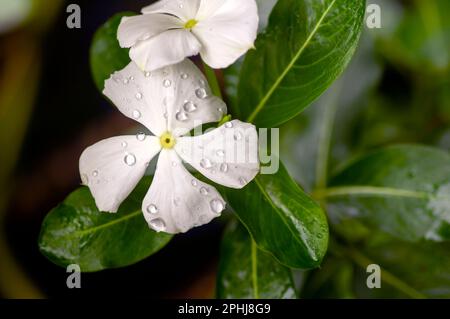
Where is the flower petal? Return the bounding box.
[117,13,182,48]
[129,29,201,72]
[79,135,161,213]
[142,0,201,21]
[103,62,168,136]
[193,0,258,68]
[166,59,226,136]
[142,149,225,234]
[103,60,226,136]
[175,120,259,188]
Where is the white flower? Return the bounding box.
[79,59,259,234]
[117,0,259,71]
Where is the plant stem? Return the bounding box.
[202,62,223,99]
[251,239,259,299]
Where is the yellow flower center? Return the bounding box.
[160,132,176,149]
[184,19,198,30]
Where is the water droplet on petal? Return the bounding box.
[210,199,225,214]
[145,71,151,77]
[239,177,247,185]
[172,161,177,167]
[200,187,209,195]
[136,132,146,141]
[123,78,129,84]
[199,79,206,86]
[216,150,225,157]
[124,153,137,166]
[183,101,197,112]
[200,158,213,169]
[135,92,143,100]
[132,110,141,119]
[92,170,99,177]
[191,179,198,187]
[163,79,172,87]
[81,174,89,185]
[195,88,207,99]
[225,122,233,128]
[220,163,228,173]
[129,76,134,81]
[180,73,188,79]
[176,111,189,121]
[149,218,166,232]
[121,141,128,148]
[234,131,243,141]
[147,204,158,214]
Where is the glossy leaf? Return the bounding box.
[237,0,366,127]
[39,177,172,272]
[217,219,297,299]
[90,12,134,91]
[226,161,329,269]
[319,145,450,242]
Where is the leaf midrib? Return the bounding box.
[246,0,338,123]
[74,209,142,237]
[312,185,450,200]
[254,177,316,261]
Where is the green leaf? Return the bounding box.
[38,177,172,272]
[317,145,450,242]
[217,219,297,299]
[90,12,134,92]
[226,161,329,269]
[237,0,366,127]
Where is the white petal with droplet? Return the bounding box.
[175,120,259,188]
[141,150,225,234]
[79,135,161,213]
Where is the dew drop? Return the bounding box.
[129,76,134,81]
[144,71,151,77]
[132,110,141,119]
[210,199,225,214]
[234,131,243,141]
[121,141,128,148]
[135,92,143,100]
[199,79,206,86]
[172,161,177,167]
[124,153,137,166]
[163,79,172,87]
[149,218,166,232]
[200,187,209,195]
[183,101,197,112]
[81,174,89,185]
[225,122,233,128]
[216,149,225,157]
[220,163,228,173]
[146,204,158,214]
[191,179,198,187]
[176,111,189,121]
[123,78,129,84]
[200,158,213,169]
[239,177,247,185]
[92,170,99,177]
[195,88,207,99]
[180,73,188,79]
[136,132,146,141]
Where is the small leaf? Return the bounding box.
[238,0,366,127]
[226,161,329,269]
[217,219,297,299]
[319,145,450,242]
[38,177,172,272]
[90,12,134,91]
